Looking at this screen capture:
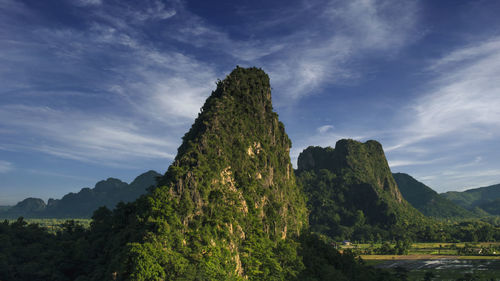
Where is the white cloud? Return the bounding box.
[384,38,500,191]
[388,159,440,168]
[157,0,419,102]
[326,0,418,50]
[262,0,419,101]
[0,1,221,166]
[392,37,500,150]
[130,0,176,21]
[0,160,13,173]
[73,0,102,7]
[0,105,175,165]
[317,125,335,134]
[412,167,500,193]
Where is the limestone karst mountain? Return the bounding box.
[87,67,309,280]
[296,140,424,240]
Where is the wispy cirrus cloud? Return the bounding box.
[388,158,443,168]
[383,36,500,191]
[0,160,13,173]
[390,37,500,151]
[261,0,420,101]
[161,0,421,101]
[0,105,175,165]
[73,0,102,7]
[0,0,219,165]
[317,125,335,134]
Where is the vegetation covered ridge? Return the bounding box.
[393,172,477,219]
[443,183,500,215]
[296,140,425,242]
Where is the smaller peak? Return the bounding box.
[131,170,161,186]
[334,139,383,153]
[297,146,336,171]
[94,178,127,192]
[137,170,161,177]
[334,138,360,148]
[13,198,46,212]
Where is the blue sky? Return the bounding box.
[1,0,500,205]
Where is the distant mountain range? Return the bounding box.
[393,173,477,218]
[442,183,500,215]
[3,167,499,221]
[392,173,500,218]
[0,170,160,218]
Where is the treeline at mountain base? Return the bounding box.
[0,217,403,281]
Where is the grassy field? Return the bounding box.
[361,254,500,260]
[342,242,500,255]
[349,242,500,280]
[365,259,500,281]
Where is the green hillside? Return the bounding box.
[393,173,475,218]
[442,183,500,212]
[479,198,500,215]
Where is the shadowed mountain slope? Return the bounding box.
[393,172,475,218]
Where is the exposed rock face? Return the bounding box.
[101,67,308,280]
[159,66,306,236]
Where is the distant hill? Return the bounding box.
[393,173,475,218]
[3,198,46,218]
[0,170,160,218]
[0,206,11,212]
[442,183,500,214]
[296,140,424,241]
[477,198,500,215]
